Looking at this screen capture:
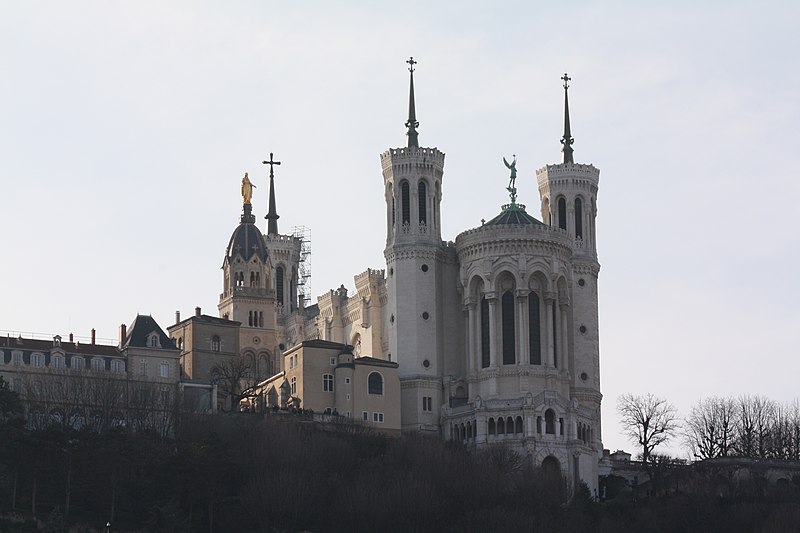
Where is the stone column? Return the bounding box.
[487,294,498,368]
[516,290,528,365]
[466,300,477,374]
[560,303,569,373]
[545,294,555,367]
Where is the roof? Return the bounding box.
[226,203,269,263]
[171,314,241,329]
[284,339,351,356]
[354,356,399,368]
[0,336,121,357]
[484,204,544,227]
[125,314,176,350]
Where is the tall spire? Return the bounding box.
[262,152,281,235]
[560,73,574,164]
[405,56,419,149]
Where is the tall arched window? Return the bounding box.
[368,372,384,395]
[545,409,556,434]
[418,181,427,225]
[276,266,285,306]
[528,292,542,365]
[574,197,583,239]
[392,196,396,227]
[401,181,410,225]
[558,197,567,230]
[480,296,490,368]
[501,290,515,365]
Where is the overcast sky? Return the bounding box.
[2,1,798,457]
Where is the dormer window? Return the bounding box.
[148,333,161,349]
[53,335,61,347]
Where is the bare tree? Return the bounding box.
[733,395,775,458]
[617,393,678,463]
[212,353,272,412]
[684,396,736,459]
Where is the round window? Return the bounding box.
[579,325,587,334]
[578,278,586,287]
[421,264,429,272]
[422,312,429,320]
[423,359,430,368]
[580,372,588,382]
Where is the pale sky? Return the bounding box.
[2,1,798,456]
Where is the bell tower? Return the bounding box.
[381,58,446,433]
[536,74,602,446]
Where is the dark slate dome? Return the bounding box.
[226,204,269,262]
[484,203,544,226]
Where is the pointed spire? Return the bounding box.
[560,73,574,164]
[262,152,281,235]
[405,57,419,149]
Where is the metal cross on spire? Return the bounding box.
[560,73,575,164]
[262,152,281,235]
[262,152,281,177]
[405,56,420,149]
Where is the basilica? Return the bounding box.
[166,60,605,491]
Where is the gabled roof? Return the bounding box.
[124,315,176,350]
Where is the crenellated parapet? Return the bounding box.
[380,146,445,175]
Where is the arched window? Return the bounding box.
[276,266,285,306]
[497,417,505,435]
[400,181,410,225]
[248,311,253,327]
[480,296,490,368]
[418,181,427,225]
[368,372,383,395]
[259,311,264,328]
[211,335,221,353]
[392,196,396,228]
[557,197,567,230]
[515,416,523,434]
[545,409,556,434]
[501,290,515,365]
[574,197,583,239]
[488,418,496,435]
[528,292,542,365]
[466,421,472,440]
[290,376,297,394]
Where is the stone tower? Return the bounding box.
[381,58,447,433]
[536,74,602,454]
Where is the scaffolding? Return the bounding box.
[291,225,312,307]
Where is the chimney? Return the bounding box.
[119,323,127,349]
[175,310,181,323]
[69,333,74,343]
[91,328,96,345]
[195,306,201,317]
